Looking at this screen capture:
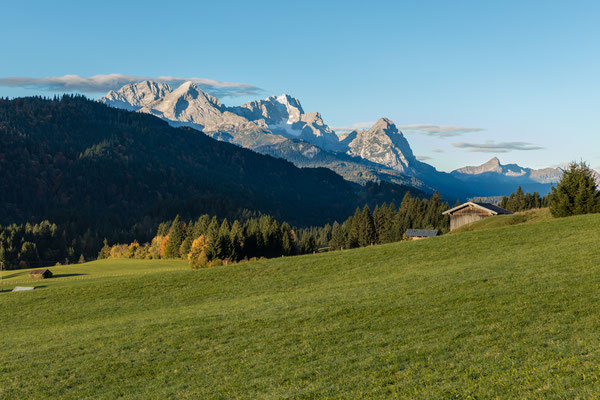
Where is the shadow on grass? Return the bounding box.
[52,273,86,278]
[2,271,29,279]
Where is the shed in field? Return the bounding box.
[405,229,439,240]
[442,202,512,231]
[29,268,52,279]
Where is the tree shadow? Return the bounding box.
[52,273,86,278]
[2,271,29,279]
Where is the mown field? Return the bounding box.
[2,211,600,398]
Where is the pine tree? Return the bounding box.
[346,208,361,249]
[229,220,244,261]
[216,219,232,261]
[280,222,294,256]
[300,234,317,254]
[98,238,110,259]
[329,221,345,250]
[164,215,185,259]
[550,162,600,217]
[359,205,376,246]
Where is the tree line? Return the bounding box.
[0,221,91,269]
[499,186,551,212]
[102,192,451,267]
[297,192,450,251]
[99,214,319,268]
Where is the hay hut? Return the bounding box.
[442,202,512,231]
[405,229,439,240]
[29,268,52,279]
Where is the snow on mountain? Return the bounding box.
[231,94,341,151]
[100,80,563,199]
[99,81,469,196]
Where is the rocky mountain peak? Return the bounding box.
[101,80,173,111]
[485,157,501,166]
[346,118,416,173]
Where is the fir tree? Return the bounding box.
[346,208,361,249]
[329,221,346,250]
[550,162,600,217]
[358,206,377,246]
[164,215,185,259]
[229,220,244,261]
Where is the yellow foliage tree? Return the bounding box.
[188,235,209,269]
[159,234,170,259]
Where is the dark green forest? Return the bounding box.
[0,96,426,268]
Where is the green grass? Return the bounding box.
[2,213,600,398]
[0,258,188,286]
[450,207,552,233]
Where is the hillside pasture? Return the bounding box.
[2,213,600,398]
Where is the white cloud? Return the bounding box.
[398,124,483,137]
[432,148,444,153]
[452,141,544,153]
[332,121,375,134]
[0,73,263,97]
[416,155,432,161]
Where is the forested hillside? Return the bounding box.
[0,96,425,264]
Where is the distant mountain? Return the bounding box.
[101,81,470,199]
[451,157,563,195]
[103,81,578,200]
[0,96,426,246]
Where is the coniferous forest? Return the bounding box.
[0,96,428,269]
[99,191,451,268]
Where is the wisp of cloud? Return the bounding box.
[0,73,263,98]
[452,141,544,153]
[398,124,483,137]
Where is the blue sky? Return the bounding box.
[1,0,599,172]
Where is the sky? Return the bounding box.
[1,0,599,172]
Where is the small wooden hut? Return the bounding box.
[442,202,512,231]
[405,229,439,240]
[29,268,53,279]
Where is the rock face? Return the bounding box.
[100,80,562,199]
[103,81,173,111]
[99,81,473,198]
[101,81,340,150]
[346,118,417,174]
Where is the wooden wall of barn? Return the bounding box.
[449,214,489,230]
[449,205,493,230]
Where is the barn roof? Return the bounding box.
[442,202,512,216]
[405,229,439,237]
[30,269,50,274]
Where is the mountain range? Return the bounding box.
[102,81,565,198]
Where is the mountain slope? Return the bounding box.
[3,213,600,398]
[0,96,424,242]
[452,157,563,195]
[101,82,455,194]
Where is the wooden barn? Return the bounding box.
[443,202,512,231]
[29,268,52,279]
[405,229,439,240]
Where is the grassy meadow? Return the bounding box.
[2,211,600,398]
